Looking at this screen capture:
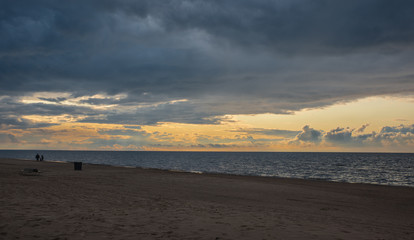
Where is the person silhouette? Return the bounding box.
[41,155,44,161]
[35,153,40,161]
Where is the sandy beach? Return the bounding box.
[1,158,413,240]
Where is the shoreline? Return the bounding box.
[2,149,414,154]
[1,158,414,239]
[6,157,414,189]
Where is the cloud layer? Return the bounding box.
[1,0,414,125]
[1,0,414,154]
[289,124,414,150]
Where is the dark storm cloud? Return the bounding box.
[0,96,100,123]
[77,101,223,125]
[148,0,414,53]
[1,0,414,125]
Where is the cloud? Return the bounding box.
[7,134,19,143]
[323,124,414,148]
[97,129,147,136]
[0,133,19,144]
[357,124,370,133]
[380,125,414,134]
[38,97,67,103]
[1,1,414,126]
[286,123,414,149]
[0,114,57,130]
[325,127,354,143]
[291,125,323,144]
[233,128,301,138]
[375,125,414,146]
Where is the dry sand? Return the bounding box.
[1,158,413,240]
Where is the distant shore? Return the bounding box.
[1,158,414,239]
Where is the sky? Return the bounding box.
[0,0,413,152]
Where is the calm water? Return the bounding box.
[1,150,413,187]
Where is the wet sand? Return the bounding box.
[1,158,413,239]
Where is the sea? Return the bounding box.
[1,150,413,187]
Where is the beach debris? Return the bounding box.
[20,168,40,176]
[74,162,82,171]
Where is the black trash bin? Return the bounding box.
[74,162,82,171]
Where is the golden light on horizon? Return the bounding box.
[231,96,414,132]
[1,96,413,152]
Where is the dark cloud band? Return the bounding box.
[1,0,414,125]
